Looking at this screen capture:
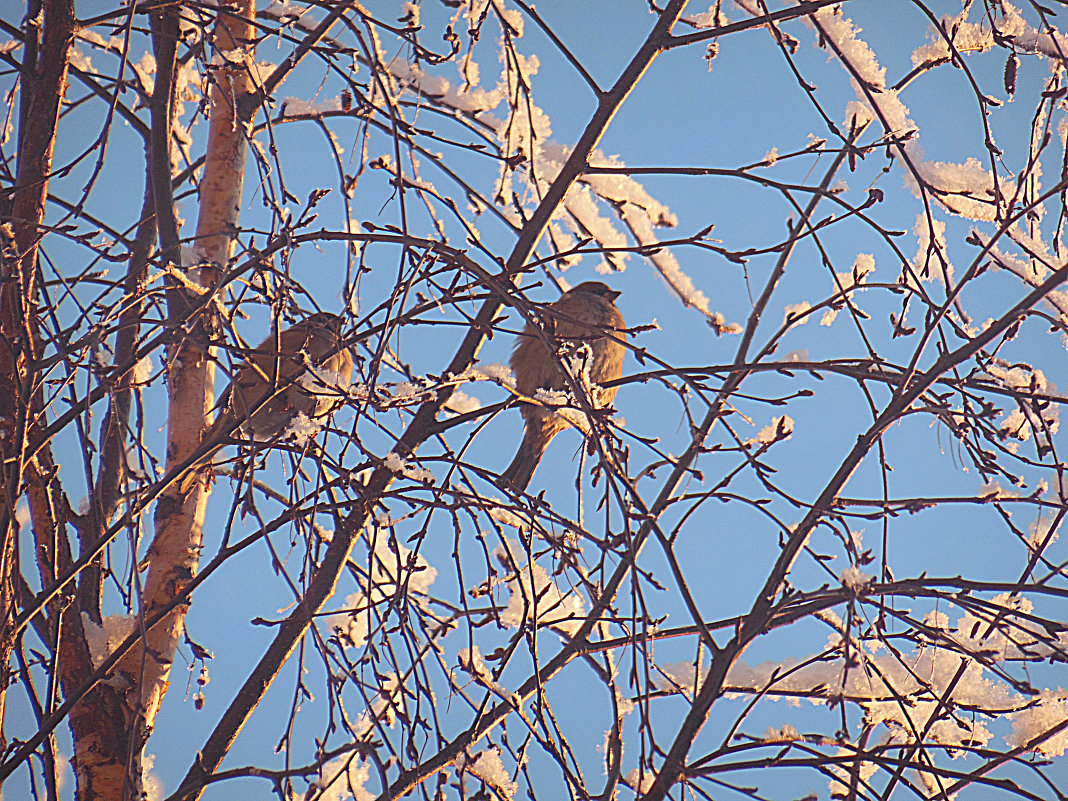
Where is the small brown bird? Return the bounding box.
[205,311,354,445]
[503,281,625,490]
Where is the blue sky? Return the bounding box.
[5,1,1068,799]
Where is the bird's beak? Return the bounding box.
[606,289,622,302]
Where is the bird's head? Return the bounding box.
[568,281,621,303]
[304,311,344,329]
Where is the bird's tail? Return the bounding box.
[176,442,221,494]
[502,419,556,491]
[175,416,234,493]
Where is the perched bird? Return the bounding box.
[205,311,354,446]
[502,281,625,490]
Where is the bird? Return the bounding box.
[204,311,354,447]
[502,281,625,490]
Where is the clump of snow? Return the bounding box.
[482,496,530,530]
[328,533,437,650]
[1027,515,1059,550]
[453,362,516,390]
[843,253,875,287]
[827,747,878,798]
[283,412,323,447]
[1007,690,1068,756]
[979,480,1020,500]
[458,646,522,707]
[352,673,402,740]
[493,538,585,635]
[906,214,951,289]
[810,8,886,88]
[141,754,165,801]
[657,595,1068,763]
[751,415,794,446]
[383,451,434,483]
[445,389,481,415]
[457,748,518,799]
[81,613,137,668]
[844,99,874,128]
[14,502,29,530]
[624,766,655,792]
[912,3,1068,69]
[375,12,734,326]
[132,355,154,385]
[68,45,94,73]
[783,301,811,329]
[133,51,156,94]
[809,5,1009,222]
[840,567,873,590]
[986,361,1053,394]
[282,96,342,117]
[263,1,308,22]
[307,756,373,801]
[306,676,403,801]
[762,724,800,742]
